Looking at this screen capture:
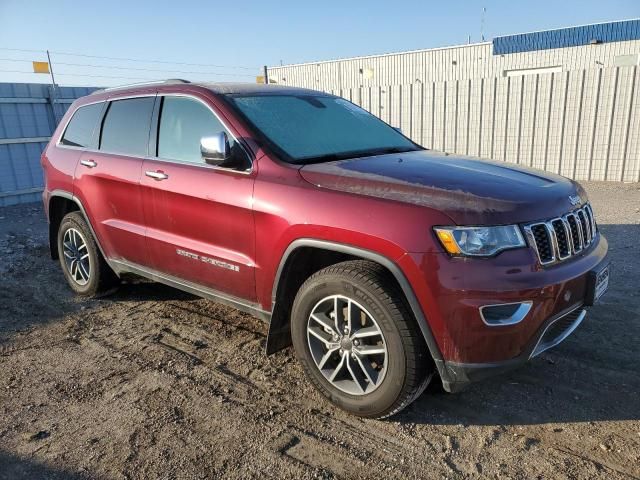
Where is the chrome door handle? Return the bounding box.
[80,159,97,168]
[145,170,169,181]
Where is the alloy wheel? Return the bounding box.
[307,294,388,395]
[62,227,91,286]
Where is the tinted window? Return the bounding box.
[60,103,103,148]
[158,96,234,164]
[230,95,419,164]
[100,97,155,156]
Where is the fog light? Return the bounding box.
[480,301,532,326]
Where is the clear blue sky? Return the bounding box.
[0,0,638,87]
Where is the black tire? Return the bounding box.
[290,260,433,418]
[57,211,119,297]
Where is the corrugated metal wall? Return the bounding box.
[268,35,640,182]
[0,82,97,206]
[286,67,640,181]
[268,39,640,88]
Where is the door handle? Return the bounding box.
[145,170,169,181]
[80,159,97,168]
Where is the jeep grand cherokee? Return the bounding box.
[42,80,610,418]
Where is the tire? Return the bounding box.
[290,260,433,418]
[57,211,119,297]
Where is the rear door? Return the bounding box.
[73,93,155,265]
[140,93,257,301]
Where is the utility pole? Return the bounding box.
[46,50,60,124]
[263,65,269,85]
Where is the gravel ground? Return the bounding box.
[0,182,639,479]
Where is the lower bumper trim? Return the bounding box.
[440,304,586,393]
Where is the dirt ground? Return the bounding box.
[0,182,639,479]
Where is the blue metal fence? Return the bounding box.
[493,18,640,55]
[0,82,98,206]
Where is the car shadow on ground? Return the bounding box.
[0,451,85,480]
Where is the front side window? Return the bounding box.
[60,102,104,148]
[229,95,420,164]
[157,96,235,164]
[100,97,155,157]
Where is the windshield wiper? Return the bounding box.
[364,146,421,156]
[298,146,421,165]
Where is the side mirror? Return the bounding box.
[201,132,230,165]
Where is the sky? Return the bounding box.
[0,0,638,87]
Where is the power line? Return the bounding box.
[0,68,236,82]
[0,47,259,70]
[0,57,255,77]
[0,68,158,81]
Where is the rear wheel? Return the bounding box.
[291,260,433,418]
[57,212,118,297]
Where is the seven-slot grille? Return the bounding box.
[524,204,597,266]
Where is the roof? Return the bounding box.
[200,82,327,96]
[91,80,327,97]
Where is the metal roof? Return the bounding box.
[493,18,640,55]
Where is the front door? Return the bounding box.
[73,94,156,266]
[140,94,257,301]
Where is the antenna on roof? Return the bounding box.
[481,7,486,41]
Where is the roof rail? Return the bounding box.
[93,79,191,94]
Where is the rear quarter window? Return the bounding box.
[60,102,104,148]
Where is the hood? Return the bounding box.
[299,150,586,225]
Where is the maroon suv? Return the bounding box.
[42,80,609,418]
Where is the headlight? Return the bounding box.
[434,225,525,256]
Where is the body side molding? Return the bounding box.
[110,259,271,321]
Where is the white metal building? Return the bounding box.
[267,20,640,182]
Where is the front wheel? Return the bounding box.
[291,260,433,418]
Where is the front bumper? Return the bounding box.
[401,233,609,392]
[441,304,587,392]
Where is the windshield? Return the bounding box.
[229,95,421,164]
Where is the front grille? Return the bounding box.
[530,224,553,263]
[566,214,582,252]
[531,307,586,357]
[551,219,570,258]
[524,203,597,266]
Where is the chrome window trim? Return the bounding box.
[149,93,253,175]
[55,92,254,176]
[479,301,533,327]
[56,94,157,151]
[55,98,108,150]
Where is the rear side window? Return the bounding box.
[157,96,234,164]
[60,103,103,148]
[100,97,155,156]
